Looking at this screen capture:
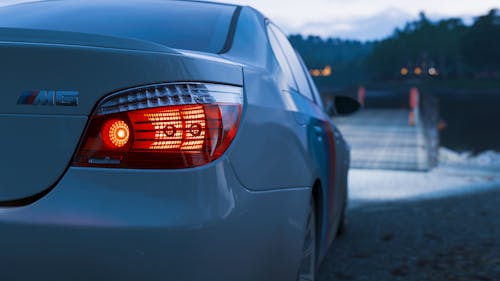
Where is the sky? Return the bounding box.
[1,0,499,40]
[225,0,500,40]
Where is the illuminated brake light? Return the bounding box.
[73,83,243,169]
[133,105,207,151]
[102,119,130,148]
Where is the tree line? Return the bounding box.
[290,9,500,88]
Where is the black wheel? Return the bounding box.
[297,198,317,281]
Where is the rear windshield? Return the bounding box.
[0,0,236,53]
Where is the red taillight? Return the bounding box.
[101,119,130,149]
[73,83,243,169]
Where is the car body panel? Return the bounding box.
[222,6,269,68]
[0,27,174,53]
[0,115,86,201]
[228,67,316,190]
[0,158,310,281]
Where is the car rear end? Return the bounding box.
[0,1,308,280]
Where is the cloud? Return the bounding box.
[286,7,491,40]
[0,0,35,7]
[291,8,413,40]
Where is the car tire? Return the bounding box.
[297,197,317,281]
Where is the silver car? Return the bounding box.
[0,1,357,280]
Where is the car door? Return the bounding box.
[267,23,343,252]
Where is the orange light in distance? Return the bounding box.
[102,119,130,148]
[321,65,332,76]
[310,69,321,77]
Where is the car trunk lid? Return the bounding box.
[0,28,242,202]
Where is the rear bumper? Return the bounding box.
[0,157,309,281]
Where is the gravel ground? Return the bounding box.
[318,168,500,281]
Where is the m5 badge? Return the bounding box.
[17,90,79,106]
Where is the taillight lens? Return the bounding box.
[73,83,243,169]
